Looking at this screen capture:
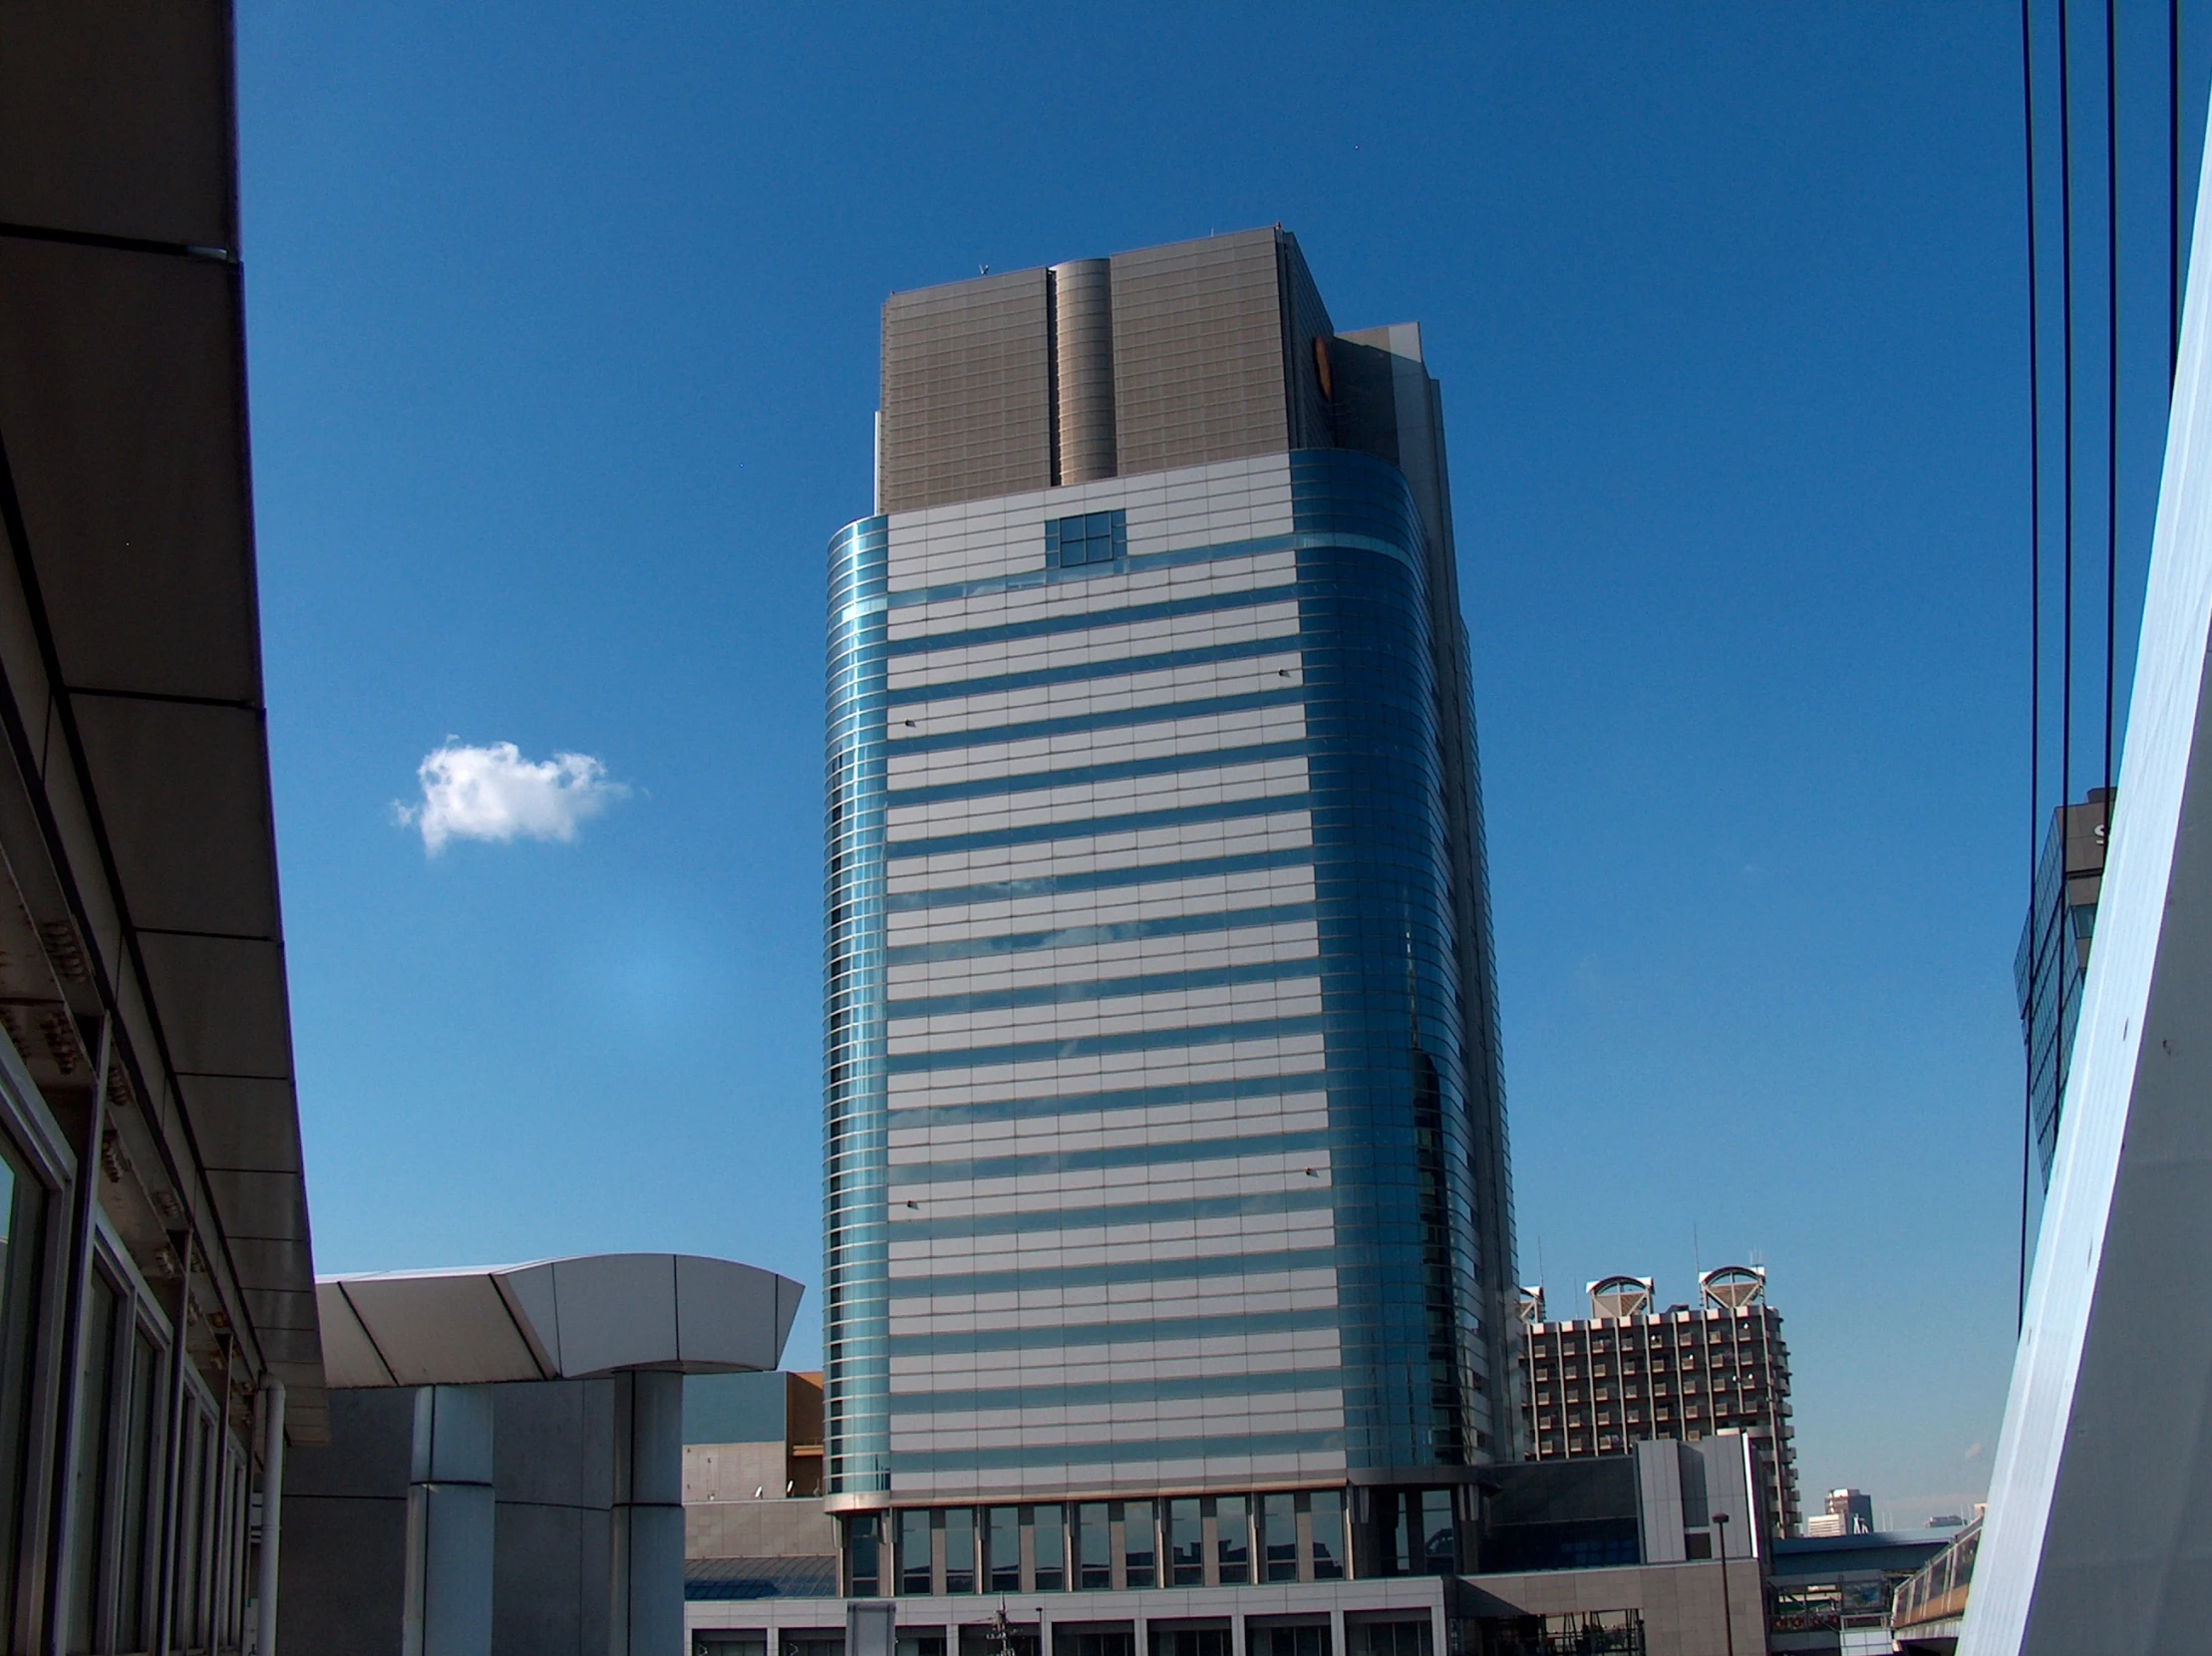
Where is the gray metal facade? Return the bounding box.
[0,5,329,1650]
[825,232,1516,1592]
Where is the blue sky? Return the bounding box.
[234,3,2198,1524]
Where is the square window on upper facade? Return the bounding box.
[1046,510,1128,569]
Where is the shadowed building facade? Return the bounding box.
[821,228,1518,1601]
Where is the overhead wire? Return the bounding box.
[2019,0,2044,1328]
[2106,0,2118,825]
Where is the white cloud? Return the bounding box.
[394,740,627,854]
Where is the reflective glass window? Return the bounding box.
[987,1505,1020,1591]
[1045,510,1127,569]
[1260,1492,1297,1581]
[1419,1489,1455,1574]
[1307,1490,1344,1579]
[0,1144,46,1639]
[944,1506,975,1593]
[1212,1494,1249,1583]
[846,1513,882,1596]
[114,1327,161,1642]
[898,1508,933,1594]
[1031,1503,1065,1591]
[1168,1498,1203,1584]
[1118,1499,1154,1587]
[1149,1633,1228,1656]
[1076,1501,1110,1589]
[64,1271,120,1652]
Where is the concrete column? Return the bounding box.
[613,1371,685,1655]
[1327,1608,1346,1656]
[1050,260,1114,484]
[253,1381,286,1656]
[403,1386,493,1656]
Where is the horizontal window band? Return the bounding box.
[886,847,1318,914]
[884,535,1294,612]
[888,1127,1333,1186]
[886,1305,1341,1357]
[885,1245,1339,1300]
[885,584,1300,659]
[886,738,1310,812]
[887,1429,1346,1475]
[887,955,1321,1021]
[884,1013,1325,1076]
[876,529,1422,642]
[884,901,1319,965]
[887,793,1314,862]
[885,1182,1335,1242]
[888,635,1302,709]
[887,686,1307,759]
[887,1069,1330,1131]
[891,1366,1347,1419]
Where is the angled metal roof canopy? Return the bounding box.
[315,1254,805,1389]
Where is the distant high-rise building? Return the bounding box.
[2015,788,2112,1231]
[821,227,1517,1599]
[1802,1489,1873,1537]
[1518,1267,1800,1539]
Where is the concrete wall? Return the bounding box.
[687,1495,840,1560]
[281,1388,414,1656]
[1459,1558,1766,1656]
[281,1376,682,1656]
[687,1441,788,1503]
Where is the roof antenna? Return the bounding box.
[979,263,990,275]
[1694,1222,1703,1280]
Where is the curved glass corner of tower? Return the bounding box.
[823,511,890,1495]
[1287,450,1492,1468]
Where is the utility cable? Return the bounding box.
[2058,0,2077,1214]
[2106,0,2119,819]
[2176,0,2185,386]
[2020,0,2045,1330]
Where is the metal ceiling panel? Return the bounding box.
[176,1075,303,1174]
[0,0,232,248]
[0,239,257,703]
[205,1168,310,1244]
[136,933,292,1079]
[72,697,279,938]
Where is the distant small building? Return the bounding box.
[1803,1489,1874,1538]
[1519,1266,1801,1538]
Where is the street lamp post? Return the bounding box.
[1714,1512,1738,1656]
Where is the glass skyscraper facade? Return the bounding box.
[823,230,1515,1596]
[2014,788,2111,1271]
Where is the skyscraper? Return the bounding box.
[822,229,1515,1602]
